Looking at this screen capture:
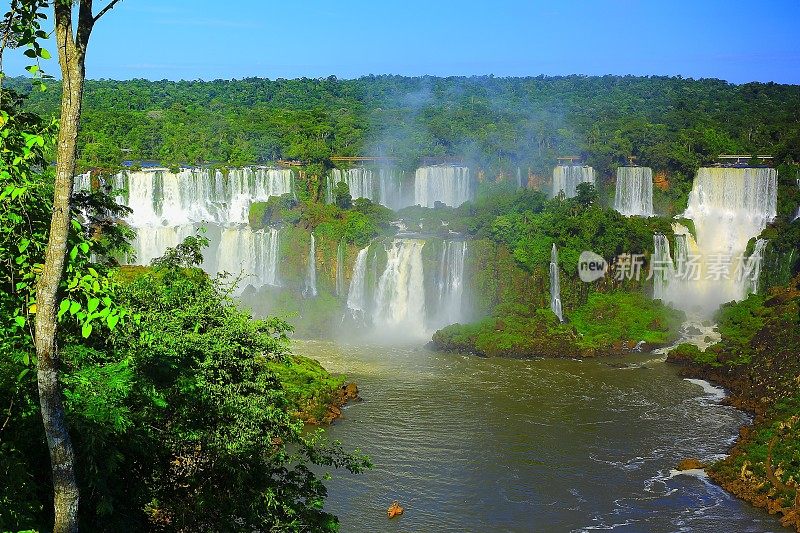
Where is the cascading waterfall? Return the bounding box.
[117,166,292,285]
[215,226,280,290]
[414,166,472,208]
[122,167,292,227]
[303,233,318,298]
[346,246,370,320]
[652,233,676,302]
[552,165,595,198]
[434,241,468,327]
[654,167,777,315]
[373,239,427,337]
[335,238,347,297]
[327,168,404,209]
[614,166,653,216]
[549,244,564,322]
[73,171,92,193]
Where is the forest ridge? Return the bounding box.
[6,74,800,174]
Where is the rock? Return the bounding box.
[344,382,359,399]
[677,458,705,471]
[387,500,404,519]
[686,326,703,336]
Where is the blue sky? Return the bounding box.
[3,0,800,83]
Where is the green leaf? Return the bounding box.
[107,314,120,331]
[87,298,100,313]
[18,239,30,252]
[69,301,81,315]
[39,48,51,59]
[82,323,92,338]
[69,246,78,261]
[14,316,25,328]
[58,299,70,319]
[80,242,90,254]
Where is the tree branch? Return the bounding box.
[76,0,94,51]
[93,0,124,24]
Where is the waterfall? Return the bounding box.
[414,166,472,208]
[741,238,768,296]
[327,167,404,209]
[335,238,347,297]
[552,165,595,198]
[794,176,800,221]
[516,167,523,189]
[121,167,292,228]
[652,233,676,302]
[614,166,653,216]
[73,171,92,193]
[434,241,468,327]
[216,226,280,290]
[346,246,370,319]
[654,167,776,315]
[550,244,564,322]
[116,166,292,283]
[373,239,427,337]
[303,233,318,298]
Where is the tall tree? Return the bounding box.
[30,1,122,531]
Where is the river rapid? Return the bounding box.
[294,340,787,532]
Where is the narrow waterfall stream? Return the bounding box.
[550,244,564,322]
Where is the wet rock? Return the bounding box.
[685,326,703,336]
[677,458,705,471]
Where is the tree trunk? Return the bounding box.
[34,3,89,532]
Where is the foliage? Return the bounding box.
[570,291,684,347]
[1,236,370,530]
[6,75,800,180]
[333,181,352,210]
[432,291,682,357]
[268,355,346,423]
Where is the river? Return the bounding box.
[294,340,787,532]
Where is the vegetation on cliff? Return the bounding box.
[667,274,800,531]
[432,291,683,358]
[0,227,368,531]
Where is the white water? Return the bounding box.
[414,166,473,208]
[434,240,468,328]
[122,167,292,227]
[335,238,347,297]
[614,167,654,216]
[303,233,318,298]
[373,239,427,338]
[654,167,776,316]
[346,246,370,320]
[215,226,280,290]
[552,165,595,198]
[115,167,291,287]
[327,168,404,209]
[795,177,800,221]
[550,243,564,322]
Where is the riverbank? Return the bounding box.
[667,275,800,531]
[269,354,360,425]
